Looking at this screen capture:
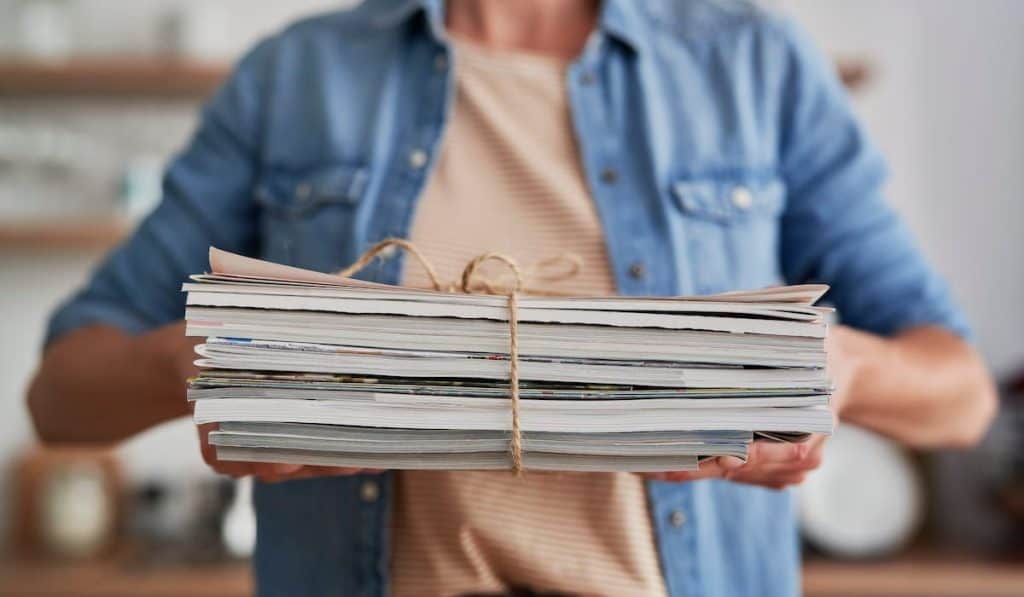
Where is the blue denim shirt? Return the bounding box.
[47,1,967,595]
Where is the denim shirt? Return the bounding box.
[47,1,967,595]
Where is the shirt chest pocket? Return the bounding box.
[254,164,369,271]
[667,177,786,294]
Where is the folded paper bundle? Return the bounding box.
[184,243,834,474]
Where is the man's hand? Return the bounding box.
[166,324,377,483]
[641,321,997,489]
[197,423,381,483]
[639,324,837,490]
[640,324,839,489]
[642,435,826,490]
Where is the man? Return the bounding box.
[29,1,995,595]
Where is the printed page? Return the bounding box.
[203,247,829,305]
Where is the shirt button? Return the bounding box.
[409,149,429,169]
[580,71,596,85]
[434,53,448,72]
[295,183,312,201]
[600,168,618,184]
[669,510,687,528]
[628,262,646,279]
[731,186,753,210]
[360,480,380,503]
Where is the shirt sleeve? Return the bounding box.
[775,19,970,338]
[45,41,273,346]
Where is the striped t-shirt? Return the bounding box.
[390,37,667,597]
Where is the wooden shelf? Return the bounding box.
[0,218,132,251]
[0,56,868,98]
[0,561,251,597]
[803,553,1024,597]
[2,552,1021,596]
[0,58,229,98]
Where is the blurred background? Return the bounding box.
[0,1,1021,595]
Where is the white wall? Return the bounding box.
[782,0,1024,378]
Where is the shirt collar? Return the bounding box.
[369,0,647,54]
[597,0,646,54]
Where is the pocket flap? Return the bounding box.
[670,178,785,223]
[256,164,370,215]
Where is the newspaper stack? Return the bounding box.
[184,248,833,472]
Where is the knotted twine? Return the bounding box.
[337,238,582,475]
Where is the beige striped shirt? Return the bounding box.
[390,38,667,597]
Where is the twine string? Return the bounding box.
[459,253,525,474]
[338,239,579,475]
[337,238,445,292]
[463,254,582,297]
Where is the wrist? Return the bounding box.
[827,325,880,420]
[823,325,872,417]
[137,321,197,416]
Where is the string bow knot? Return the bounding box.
[337,238,582,475]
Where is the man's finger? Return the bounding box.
[252,462,304,475]
[724,457,821,477]
[301,465,367,476]
[746,440,807,464]
[641,435,827,485]
[655,457,738,481]
[211,461,262,478]
[256,465,378,484]
[738,436,826,467]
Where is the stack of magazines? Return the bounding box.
[185,248,833,472]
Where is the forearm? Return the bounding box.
[832,325,997,448]
[28,322,197,443]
